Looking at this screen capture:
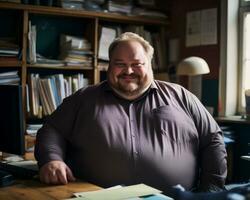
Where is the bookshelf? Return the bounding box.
[0,2,168,154]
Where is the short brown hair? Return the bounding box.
[108,32,154,61]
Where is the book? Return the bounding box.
[0,70,20,84]
[28,21,37,64]
[0,71,18,78]
[37,79,50,116]
[98,26,117,61]
[28,74,39,117]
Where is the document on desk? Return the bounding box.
[66,183,173,200]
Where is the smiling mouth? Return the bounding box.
[119,77,137,83]
[122,76,135,79]
[119,74,138,80]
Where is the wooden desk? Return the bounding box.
[215,115,250,125]
[0,179,101,200]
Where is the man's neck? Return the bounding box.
[110,83,152,101]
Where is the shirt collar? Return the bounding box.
[150,80,158,90]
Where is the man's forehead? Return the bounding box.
[112,43,146,57]
[112,58,143,62]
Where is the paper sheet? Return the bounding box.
[66,184,162,200]
[201,8,217,45]
[186,10,201,47]
[98,27,117,61]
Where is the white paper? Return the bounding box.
[201,8,217,45]
[67,184,162,200]
[186,11,201,47]
[98,27,117,61]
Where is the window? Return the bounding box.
[219,0,250,116]
[219,0,239,116]
[239,1,250,113]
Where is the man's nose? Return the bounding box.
[124,66,134,74]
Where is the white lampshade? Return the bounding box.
[177,56,210,76]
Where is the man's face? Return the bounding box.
[107,41,153,99]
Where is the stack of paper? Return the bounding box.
[65,184,173,200]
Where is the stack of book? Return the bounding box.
[105,0,133,15]
[0,71,20,85]
[59,0,85,10]
[131,8,168,19]
[97,61,109,71]
[0,38,20,62]
[59,34,93,68]
[34,54,65,67]
[26,124,43,137]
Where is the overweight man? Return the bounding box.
[35,32,227,197]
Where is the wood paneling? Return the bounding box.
[169,0,220,80]
[169,0,221,114]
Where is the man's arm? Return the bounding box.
[34,123,75,184]
[184,90,227,192]
[35,123,66,168]
[34,91,82,184]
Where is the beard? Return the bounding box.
[108,69,154,98]
[117,74,142,96]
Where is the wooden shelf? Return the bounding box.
[27,64,94,70]
[0,2,168,25]
[0,61,22,67]
[0,1,168,154]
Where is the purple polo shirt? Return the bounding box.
[35,80,227,192]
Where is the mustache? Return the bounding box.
[118,74,139,79]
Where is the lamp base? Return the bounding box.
[188,75,202,100]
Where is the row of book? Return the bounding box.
[27,21,166,72]
[97,25,167,72]
[27,73,89,118]
[59,0,167,19]
[6,0,167,19]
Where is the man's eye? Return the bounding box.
[132,63,145,68]
[115,63,126,68]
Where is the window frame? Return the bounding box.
[219,0,239,117]
[238,2,250,114]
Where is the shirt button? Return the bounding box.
[132,134,135,138]
[134,151,138,154]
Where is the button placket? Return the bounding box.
[129,103,139,159]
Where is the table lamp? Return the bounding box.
[177,56,210,100]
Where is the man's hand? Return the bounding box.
[39,160,76,185]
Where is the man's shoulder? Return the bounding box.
[77,81,108,95]
[64,81,107,104]
[154,80,185,92]
[153,80,193,102]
